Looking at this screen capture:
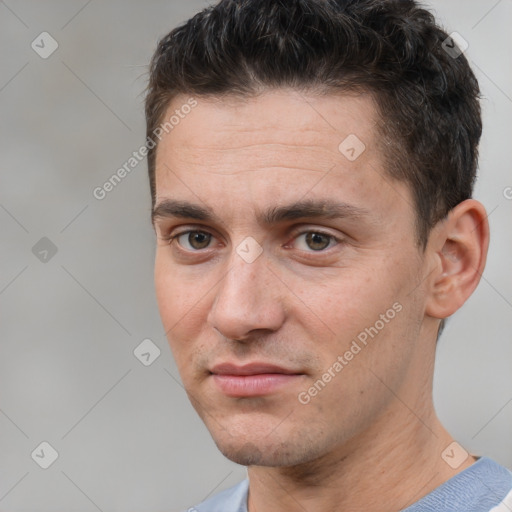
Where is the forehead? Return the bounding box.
[152,89,413,232]
[156,89,379,171]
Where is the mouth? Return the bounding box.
[209,362,305,398]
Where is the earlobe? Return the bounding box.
[425,199,490,319]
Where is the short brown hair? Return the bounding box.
[145,0,482,247]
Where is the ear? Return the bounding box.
[425,199,490,319]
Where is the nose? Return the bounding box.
[207,244,286,342]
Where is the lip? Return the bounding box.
[209,362,304,397]
[211,362,301,376]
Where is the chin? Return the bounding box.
[215,437,308,466]
[207,418,331,467]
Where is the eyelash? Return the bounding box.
[161,228,342,254]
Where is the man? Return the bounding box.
[145,0,512,510]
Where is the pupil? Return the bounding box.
[190,232,210,249]
[307,232,329,251]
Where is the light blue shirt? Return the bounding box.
[186,457,512,512]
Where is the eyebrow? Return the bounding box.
[151,198,369,226]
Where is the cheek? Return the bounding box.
[292,268,386,334]
[155,256,198,338]
[154,258,179,324]
[154,254,216,362]
[289,255,414,373]
[154,252,206,315]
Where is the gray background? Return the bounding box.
[0,1,511,510]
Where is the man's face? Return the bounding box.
[153,90,432,466]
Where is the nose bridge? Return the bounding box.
[226,250,264,302]
[208,242,284,339]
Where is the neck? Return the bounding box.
[247,399,475,512]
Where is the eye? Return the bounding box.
[163,228,341,254]
[172,230,213,251]
[292,231,340,252]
